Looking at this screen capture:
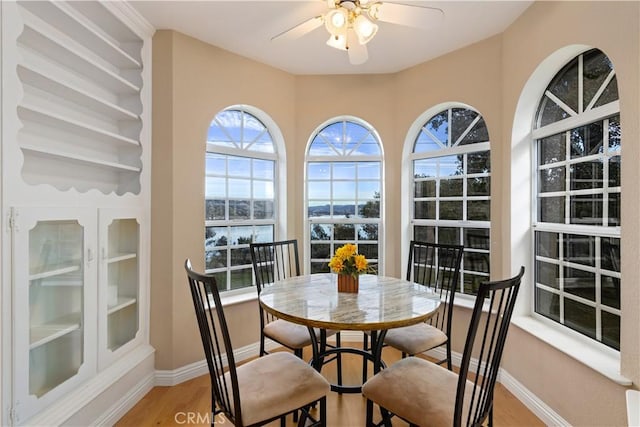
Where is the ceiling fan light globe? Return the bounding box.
[354,14,378,44]
[326,34,347,51]
[325,9,348,35]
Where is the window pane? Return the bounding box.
[229,226,252,245]
[425,111,448,145]
[206,153,226,174]
[539,167,565,193]
[310,243,331,259]
[460,118,489,145]
[582,50,613,110]
[549,56,579,114]
[358,224,378,240]
[414,159,437,178]
[440,178,463,197]
[601,276,620,310]
[467,151,490,174]
[311,262,329,273]
[333,163,356,179]
[308,202,330,218]
[439,156,463,177]
[609,156,621,187]
[334,202,355,218]
[206,177,226,198]
[571,162,603,190]
[206,199,225,221]
[253,225,274,243]
[608,193,620,226]
[414,226,435,242]
[415,201,435,219]
[230,247,252,266]
[467,177,490,196]
[229,200,250,220]
[334,224,355,240]
[438,227,460,245]
[564,267,595,301]
[570,194,602,225]
[333,181,356,199]
[463,273,485,295]
[359,200,380,218]
[537,96,571,128]
[601,311,620,350]
[415,180,436,198]
[230,268,253,290]
[601,238,620,272]
[608,116,621,151]
[228,179,250,198]
[308,163,330,179]
[205,227,227,246]
[464,252,489,273]
[536,231,559,259]
[464,228,489,249]
[536,261,558,289]
[564,234,595,267]
[570,122,603,159]
[535,288,560,322]
[595,77,619,108]
[538,133,566,165]
[253,201,274,220]
[253,181,274,199]
[308,182,330,199]
[358,244,378,260]
[310,224,331,240]
[439,201,462,220]
[358,162,380,179]
[467,200,489,221]
[451,108,478,146]
[539,196,565,223]
[564,298,596,340]
[253,159,274,179]
[414,129,441,153]
[228,157,251,177]
[358,181,380,199]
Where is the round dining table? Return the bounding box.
[258,273,442,393]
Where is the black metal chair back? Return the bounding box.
[184,259,241,425]
[407,240,463,350]
[249,239,302,356]
[454,266,525,427]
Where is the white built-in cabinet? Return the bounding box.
[1,1,154,425]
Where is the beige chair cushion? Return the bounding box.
[362,357,472,427]
[263,319,313,349]
[264,319,338,349]
[383,323,447,356]
[225,352,330,426]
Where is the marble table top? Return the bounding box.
[258,273,441,331]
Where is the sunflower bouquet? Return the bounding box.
[328,243,371,277]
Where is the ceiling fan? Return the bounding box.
[271,0,444,65]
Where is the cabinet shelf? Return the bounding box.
[18,104,140,148]
[45,1,142,69]
[21,144,141,173]
[107,297,137,315]
[107,253,137,264]
[19,11,140,94]
[29,263,80,281]
[30,317,81,349]
[18,64,139,122]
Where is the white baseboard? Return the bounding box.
[94,372,155,426]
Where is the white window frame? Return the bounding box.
[304,116,385,275]
[531,50,621,352]
[205,105,287,298]
[403,104,491,300]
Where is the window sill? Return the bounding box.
[220,290,257,307]
[511,315,632,386]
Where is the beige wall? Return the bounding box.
[151,2,639,424]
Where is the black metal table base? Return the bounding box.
[308,328,388,394]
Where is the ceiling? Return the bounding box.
[130,0,533,75]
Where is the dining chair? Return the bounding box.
[249,240,342,384]
[362,266,525,427]
[382,240,464,369]
[185,259,330,427]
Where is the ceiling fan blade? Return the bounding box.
[347,30,368,65]
[370,2,444,28]
[271,15,323,42]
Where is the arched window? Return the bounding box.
[305,118,383,274]
[532,49,621,350]
[205,106,284,293]
[409,106,491,295]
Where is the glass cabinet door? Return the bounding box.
[99,209,142,368]
[12,208,97,423]
[29,219,85,397]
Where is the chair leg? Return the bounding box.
[336,332,343,386]
[260,333,267,356]
[365,398,374,427]
[320,396,327,427]
[446,340,452,371]
[362,332,369,384]
[489,406,494,427]
[380,407,393,427]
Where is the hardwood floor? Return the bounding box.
[116,344,544,427]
